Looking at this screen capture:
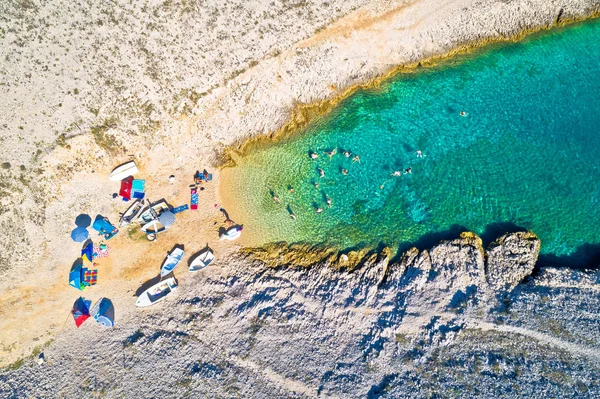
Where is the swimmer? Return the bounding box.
[392,171,402,177]
[325,148,337,160]
[380,185,384,190]
[460,111,468,117]
[310,152,319,159]
[404,167,412,174]
[416,150,423,158]
[272,195,281,204]
[343,150,351,157]
[326,196,332,207]
[314,182,319,189]
[352,155,360,163]
[290,213,297,220]
[288,185,294,193]
[318,168,325,178]
[315,207,323,214]
[342,168,348,175]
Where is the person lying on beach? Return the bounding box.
[352,155,360,163]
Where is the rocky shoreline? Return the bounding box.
[2,231,600,397]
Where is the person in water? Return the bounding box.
[310,152,319,159]
[352,155,360,163]
[326,196,332,207]
[343,150,351,157]
[392,171,402,176]
[272,194,281,203]
[404,167,412,174]
[318,168,325,178]
[416,150,423,158]
[314,182,319,189]
[342,168,348,175]
[460,111,468,117]
[290,212,297,220]
[325,148,337,160]
[288,185,294,193]
[315,207,323,213]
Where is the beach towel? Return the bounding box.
[83,269,98,286]
[172,204,189,214]
[132,179,145,199]
[191,189,198,210]
[93,245,110,258]
[119,176,133,200]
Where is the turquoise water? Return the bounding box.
[222,20,600,257]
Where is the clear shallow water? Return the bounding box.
[222,20,600,257]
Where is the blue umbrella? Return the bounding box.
[71,227,89,242]
[75,214,92,228]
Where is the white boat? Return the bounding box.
[109,161,138,181]
[220,226,242,241]
[189,247,215,272]
[138,200,170,224]
[141,219,166,234]
[119,199,143,227]
[160,248,185,277]
[135,277,178,307]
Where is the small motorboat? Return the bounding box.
[135,277,178,307]
[109,161,138,181]
[160,247,185,277]
[220,226,242,241]
[189,247,215,272]
[138,199,170,224]
[119,199,143,227]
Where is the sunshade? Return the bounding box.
[158,211,175,227]
[72,297,91,327]
[75,214,91,227]
[69,260,85,290]
[91,297,115,327]
[71,227,89,242]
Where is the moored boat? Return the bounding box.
[160,247,185,277]
[135,277,178,307]
[119,199,143,227]
[189,247,215,272]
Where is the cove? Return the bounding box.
[220,19,600,258]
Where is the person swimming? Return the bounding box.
[288,185,294,193]
[460,111,468,117]
[318,168,325,178]
[343,150,351,157]
[352,155,360,163]
[325,148,337,160]
[314,182,319,189]
[290,213,297,220]
[315,207,323,213]
[392,171,402,176]
[272,195,281,204]
[326,196,332,207]
[341,168,348,175]
[404,167,412,174]
[416,150,423,158]
[310,152,319,159]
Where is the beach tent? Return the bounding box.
[81,240,94,262]
[71,297,91,327]
[91,297,115,327]
[119,176,133,201]
[70,227,89,242]
[92,216,119,240]
[69,260,85,290]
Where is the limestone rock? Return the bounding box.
[485,231,541,290]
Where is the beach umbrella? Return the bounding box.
[158,211,175,228]
[71,297,91,327]
[74,214,92,227]
[71,227,89,242]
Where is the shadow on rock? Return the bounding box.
[536,243,600,272]
[479,222,529,247]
